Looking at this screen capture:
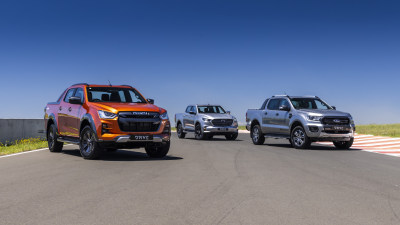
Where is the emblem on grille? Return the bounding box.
[132,112,150,115]
[333,119,341,123]
[221,120,225,123]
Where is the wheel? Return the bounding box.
[225,132,238,140]
[177,123,186,139]
[79,125,103,159]
[291,126,311,149]
[251,125,265,145]
[195,123,206,140]
[145,141,170,158]
[47,124,63,152]
[333,138,354,150]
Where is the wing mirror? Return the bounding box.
[189,111,196,115]
[147,98,155,104]
[331,106,336,110]
[227,111,231,114]
[69,96,82,104]
[279,105,290,111]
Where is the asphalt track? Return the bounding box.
[1,133,400,225]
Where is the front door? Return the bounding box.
[58,88,76,136]
[276,99,291,135]
[262,98,281,134]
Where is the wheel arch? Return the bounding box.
[80,114,98,140]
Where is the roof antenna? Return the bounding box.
[108,80,112,86]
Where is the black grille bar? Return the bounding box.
[118,111,160,132]
[322,117,350,125]
[212,119,233,127]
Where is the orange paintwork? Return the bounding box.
[45,84,170,142]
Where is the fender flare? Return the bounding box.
[46,113,59,134]
[80,114,99,140]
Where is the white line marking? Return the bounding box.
[354,135,374,138]
[352,141,400,147]
[378,145,400,149]
[353,138,400,144]
[0,144,74,159]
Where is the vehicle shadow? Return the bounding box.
[184,137,243,142]
[61,149,183,161]
[263,143,361,151]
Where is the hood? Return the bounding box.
[298,109,351,117]
[91,102,164,114]
[200,113,235,120]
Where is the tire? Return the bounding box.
[251,125,265,145]
[79,125,103,159]
[333,138,354,150]
[47,124,63,152]
[225,132,238,140]
[195,123,206,140]
[291,126,311,149]
[177,123,186,139]
[145,141,170,158]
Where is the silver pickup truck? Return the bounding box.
[175,105,239,140]
[246,95,355,149]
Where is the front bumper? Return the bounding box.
[305,123,355,141]
[203,125,238,134]
[114,134,170,143]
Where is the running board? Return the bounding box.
[264,134,290,139]
[57,137,80,145]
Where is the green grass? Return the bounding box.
[356,124,400,138]
[0,138,48,156]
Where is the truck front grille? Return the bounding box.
[322,117,350,125]
[118,112,160,132]
[212,119,233,127]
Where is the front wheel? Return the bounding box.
[225,133,238,140]
[47,124,63,152]
[80,126,103,159]
[145,141,170,158]
[333,138,354,150]
[291,126,311,149]
[251,125,265,145]
[195,124,206,140]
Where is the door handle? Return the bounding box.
[264,112,268,115]
[289,113,293,119]
[276,113,279,116]
[59,106,62,111]
[68,107,72,112]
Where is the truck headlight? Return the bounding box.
[160,112,169,120]
[233,118,238,126]
[307,116,323,122]
[202,118,212,122]
[98,110,117,119]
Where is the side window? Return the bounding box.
[191,106,196,113]
[64,89,76,103]
[261,99,269,110]
[280,99,290,108]
[74,88,84,102]
[267,99,281,110]
[185,106,191,113]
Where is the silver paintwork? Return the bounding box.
[175,105,239,135]
[246,96,355,142]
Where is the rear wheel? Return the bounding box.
[195,123,206,140]
[225,132,238,140]
[145,141,170,158]
[47,124,63,152]
[79,126,103,159]
[177,123,186,139]
[333,138,354,150]
[291,126,311,149]
[251,125,265,145]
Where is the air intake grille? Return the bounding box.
[322,117,350,125]
[212,119,233,127]
[118,112,160,132]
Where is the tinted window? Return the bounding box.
[64,89,76,103]
[280,99,290,108]
[267,99,280,110]
[197,106,226,114]
[74,88,84,102]
[87,87,146,103]
[185,106,191,113]
[291,98,331,110]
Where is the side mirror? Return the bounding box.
[147,98,154,104]
[279,105,290,111]
[331,106,336,110]
[69,96,82,104]
[189,111,196,115]
[227,111,231,114]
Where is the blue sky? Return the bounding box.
[0,0,399,124]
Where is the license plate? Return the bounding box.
[333,126,345,130]
[130,135,153,141]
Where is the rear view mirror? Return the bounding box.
[147,98,155,104]
[189,111,196,115]
[279,105,290,111]
[227,111,231,114]
[331,106,336,110]
[69,96,82,104]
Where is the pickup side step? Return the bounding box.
[264,133,290,139]
[57,137,80,145]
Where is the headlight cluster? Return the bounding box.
[98,110,117,119]
[160,112,169,120]
[233,118,238,126]
[202,118,212,122]
[307,115,323,122]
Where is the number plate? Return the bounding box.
[333,126,345,130]
[130,135,153,141]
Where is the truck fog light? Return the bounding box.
[102,123,109,129]
[204,126,207,131]
[309,126,319,132]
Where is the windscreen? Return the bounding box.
[290,98,332,110]
[197,106,226,114]
[87,87,146,103]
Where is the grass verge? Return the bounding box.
[0,138,48,156]
[357,124,400,138]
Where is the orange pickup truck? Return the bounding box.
[44,83,171,159]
